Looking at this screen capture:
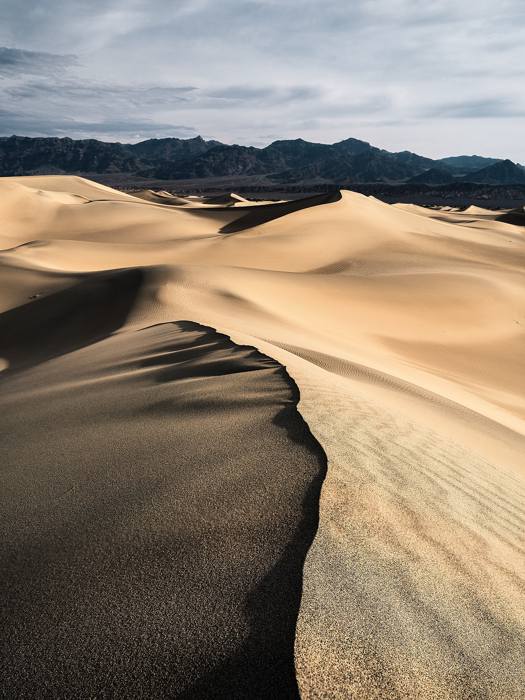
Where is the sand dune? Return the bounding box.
[1,292,324,697]
[1,176,524,698]
[131,189,193,205]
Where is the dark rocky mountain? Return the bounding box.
[151,144,265,179]
[408,167,456,185]
[270,145,435,184]
[437,155,502,172]
[149,139,341,180]
[0,135,143,175]
[462,159,525,185]
[157,137,435,184]
[129,136,221,161]
[0,134,522,186]
[343,148,434,183]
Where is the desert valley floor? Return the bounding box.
[1,176,524,698]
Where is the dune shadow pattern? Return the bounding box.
[0,267,144,372]
[0,310,327,699]
[219,190,342,234]
[497,207,525,226]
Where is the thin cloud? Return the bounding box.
[0,109,197,141]
[422,98,525,119]
[0,46,77,76]
[5,79,197,105]
[204,85,321,103]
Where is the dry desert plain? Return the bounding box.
[1,176,525,698]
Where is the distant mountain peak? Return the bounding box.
[464,158,525,184]
[437,154,501,172]
[335,137,371,145]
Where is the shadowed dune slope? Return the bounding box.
[498,205,525,226]
[0,268,143,369]
[1,176,525,699]
[0,293,326,698]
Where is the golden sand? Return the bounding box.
[1,176,524,698]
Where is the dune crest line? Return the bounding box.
[0,308,327,698]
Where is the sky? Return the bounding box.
[0,0,524,160]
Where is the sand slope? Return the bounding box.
[1,176,525,698]
[0,280,325,697]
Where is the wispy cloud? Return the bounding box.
[421,98,525,120]
[5,79,196,106]
[205,85,320,103]
[0,46,77,76]
[0,109,197,141]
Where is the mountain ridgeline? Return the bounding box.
[1,134,524,185]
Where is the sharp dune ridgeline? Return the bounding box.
[1,175,525,698]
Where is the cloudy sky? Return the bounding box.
[0,0,524,159]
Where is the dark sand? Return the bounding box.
[0,283,326,698]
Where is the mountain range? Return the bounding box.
[1,134,524,185]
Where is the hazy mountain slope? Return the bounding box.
[438,155,501,172]
[464,159,525,184]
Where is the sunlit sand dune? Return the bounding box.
[1,176,524,698]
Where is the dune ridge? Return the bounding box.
[1,176,524,698]
[0,298,326,698]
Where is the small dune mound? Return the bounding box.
[461,204,496,216]
[130,189,191,205]
[1,175,138,201]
